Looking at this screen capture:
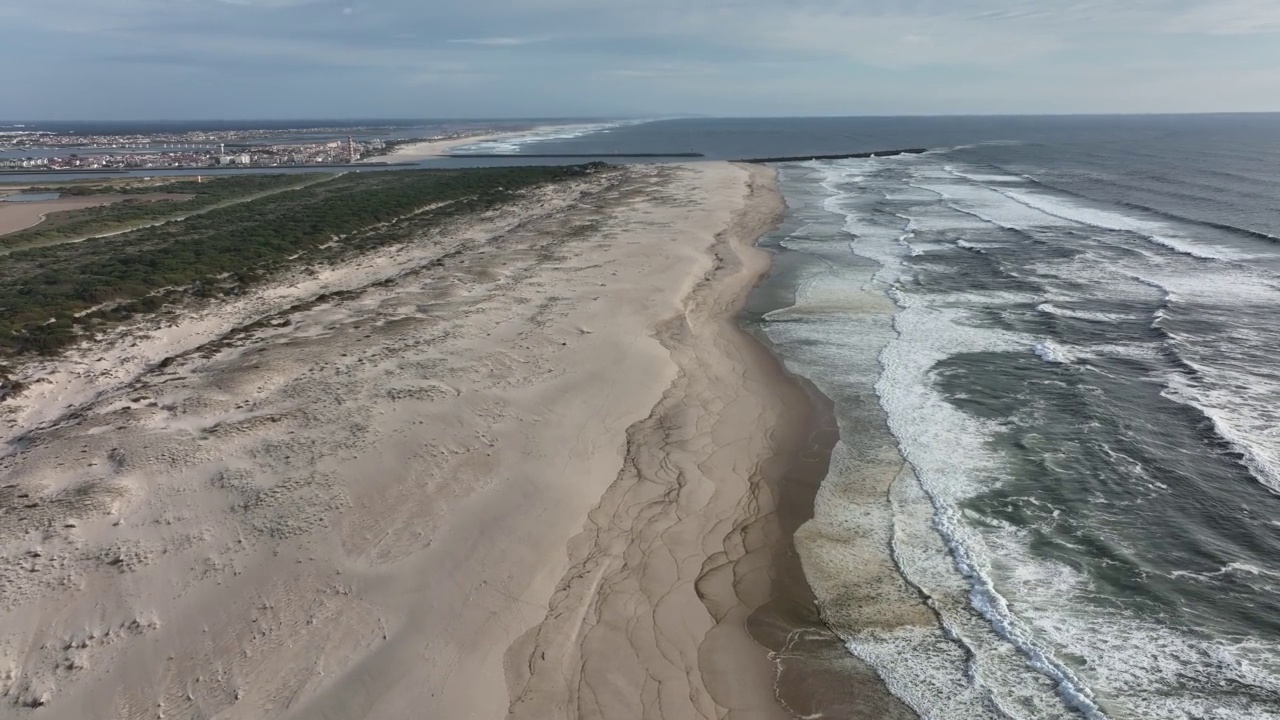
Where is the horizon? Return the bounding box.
[6,110,1280,125]
[3,1,1280,120]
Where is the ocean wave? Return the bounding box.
[908,181,1077,231]
[949,237,1018,252]
[944,165,1026,184]
[1005,171,1280,245]
[1140,277,1280,497]
[1162,370,1280,497]
[876,306,1105,718]
[998,190,1253,262]
[1171,562,1280,582]
[1111,198,1280,244]
[985,530,1280,719]
[1035,303,1134,323]
[924,163,1265,264]
[1032,340,1072,364]
[935,141,1029,154]
[899,210,994,232]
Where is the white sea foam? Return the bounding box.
[912,215,995,232]
[808,161,1106,717]
[910,182,1077,230]
[913,177,1258,267]
[1079,342,1163,361]
[1163,370,1280,496]
[1132,271,1280,498]
[1131,267,1279,304]
[1171,562,1280,582]
[945,165,1025,183]
[984,530,1280,720]
[1032,340,1072,364]
[1035,303,1138,323]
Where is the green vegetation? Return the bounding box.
[2,174,323,246]
[0,165,606,357]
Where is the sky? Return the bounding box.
[2,0,1279,120]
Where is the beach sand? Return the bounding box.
[0,162,858,719]
[361,123,597,163]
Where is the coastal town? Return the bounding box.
[0,124,519,171]
[0,135,389,171]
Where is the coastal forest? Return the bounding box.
[0,165,605,358]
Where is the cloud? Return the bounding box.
[447,37,549,46]
[213,0,328,6]
[1160,0,1280,34]
[600,64,719,78]
[2,0,1279,118]
[728,10,1066,67]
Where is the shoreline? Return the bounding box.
[0,161,841,718]
[358,127,545,164]
[740,275,920,720]
[362,122,612,164]
[505,163,805,718]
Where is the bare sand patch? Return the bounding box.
[0,194,191,237]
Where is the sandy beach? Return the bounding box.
[361,124,598,163]
[0,162,838,719]
[360,132,524,163]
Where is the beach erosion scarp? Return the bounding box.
[0,162,879,719]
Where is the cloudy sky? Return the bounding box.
[2,0,1278,119]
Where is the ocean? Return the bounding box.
[741,117,1280,719]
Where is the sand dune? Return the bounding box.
[0,162,829,719]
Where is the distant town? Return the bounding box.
[0,125,498,171]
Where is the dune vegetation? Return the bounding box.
[0,165,606,357]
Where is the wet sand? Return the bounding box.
[740,283,920,720]
[0,162,880,719]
